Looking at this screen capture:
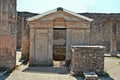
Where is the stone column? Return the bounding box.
[84,29,91,45]
[110,22,117,56]
[29,29,35,65]
[21,18,30,60]
[66,29,71,61]
[48,29,53,65]
[0,0,17,70]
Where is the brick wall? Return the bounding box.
[0,36,16,69]
[71,45,105,75]
[17,12,38,49]
[17,12,38,60]
[0,0,17,70]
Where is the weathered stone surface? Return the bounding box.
[81,13,120,53]
[29,29,35,64]
[29,29,53,66]
[0,0,17,70]
[17,12,38,49]
[53,28,66,61]
[21,40,30,60]
[66,29,72,60]
[35,31,48,65]
[83,72,98,80]
[71,46,105,75]
[17,12,38,60]
[28,9,91,65]
[18,12,120,57]
[0,36,16,70]
[71,30,86,45]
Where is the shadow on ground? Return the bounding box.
[71,71,113,80]
[74,75,113,80]
[22,66,69,74]
[0,71,11,80]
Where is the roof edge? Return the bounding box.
[27,8,57,21]
[27,7,94,22]
[63,8,93,22]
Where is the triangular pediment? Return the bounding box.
[27,7,93,22]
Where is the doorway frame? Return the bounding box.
[53,28,67,61]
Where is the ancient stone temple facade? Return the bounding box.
[19,12,120,61]
[27,7,93,65]
[0,0,17,69]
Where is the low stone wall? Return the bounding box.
[71,45,105,75]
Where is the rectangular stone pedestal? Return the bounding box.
[83,72,98,80]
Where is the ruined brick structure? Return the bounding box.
[71,46,105,75]
[27,8,120,66]
[17,12,38,49]
[18,12,120,59]
[81,13,120,56]
[16,8,120,62]
[17,12,38,60]
[0,0,119,73]
[0,0,17,69]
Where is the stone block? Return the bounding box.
[71,45,105,76]
[83,72,98,80]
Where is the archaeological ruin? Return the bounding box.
[0,0,17,69]
[0,1,120,78]
[18,9,120,62]
[27,7,93,65]
[17,12,38,60]
[71,45,105,76]
[20,7,120,65]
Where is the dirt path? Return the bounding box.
[5,64,82,80]
[105,57,120,80]
[1,56,120,80]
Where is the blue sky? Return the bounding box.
[17,0,120,13]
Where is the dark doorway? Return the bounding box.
[53,28,66,61]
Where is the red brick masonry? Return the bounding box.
[0,35,16,69]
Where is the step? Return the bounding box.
[83,72,98,80]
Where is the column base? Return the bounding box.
[110,51,117,57]
[65,60,71,67]
[21,52,29,60]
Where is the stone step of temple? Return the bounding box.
[83,72,98,80]
[23,66,69,74]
